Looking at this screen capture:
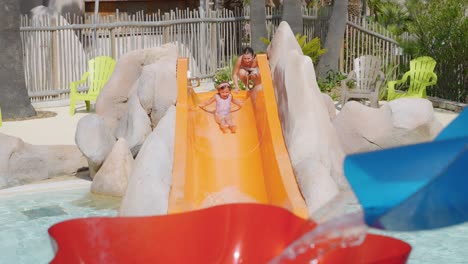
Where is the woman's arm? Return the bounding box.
[250,56,260,79]
[232,55,243,92]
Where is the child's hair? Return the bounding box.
[217,82,232,90]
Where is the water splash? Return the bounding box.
[269,211,367,263]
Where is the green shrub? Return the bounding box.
[317,70,346,93]
[261,33,327,64]
[379,63,400,100]
[401,0,467,102]
[212,55,247,90]
[366,0,467,102]
[296,34,328,63]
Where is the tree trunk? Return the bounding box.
[219,0,243,10]
[250,0,268,52]
[19,0,44,14]
[317,0,348,78]
[282,0,303,35]
[0,0,36,119]
[361,0,367,16]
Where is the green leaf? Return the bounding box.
[260,37,271,45]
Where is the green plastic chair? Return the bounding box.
[387,56,437,101]
[69,56,116,115]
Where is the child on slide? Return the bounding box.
[198,82,244,133]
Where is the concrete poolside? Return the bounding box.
[0,103,459,146]
[0,104,89,146]
[433,108,459,127]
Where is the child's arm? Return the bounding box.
[232,97,244,107]
[198,95,216,108]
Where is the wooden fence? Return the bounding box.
[21,6,412,103]
[20,8,248,102]
[342,16,411,78]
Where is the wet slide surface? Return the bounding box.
[177,91,271,205]
[169,55,307,218]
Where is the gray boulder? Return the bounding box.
[267,22,348,214]
[119,106,176,216]
[76,44,178,178]
[0,133,87,189]
[75,114,116,178]
[91,138,134,197]
[334,98,443,154]
[95,44,178,131]
[322,93,337,120]
[114,91,152,156]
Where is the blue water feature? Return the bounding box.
[344,135,468,230]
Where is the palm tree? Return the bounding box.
[217,0,244,10]
[376,1,410,35]
[0,0,36,119]
[361,0,368,16]
[367,0,384,18]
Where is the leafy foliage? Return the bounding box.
[401,0,468,102]
[317,70,347,99]
[296,34,328,63]
[213,66,233,87]
[212,55,247,90]
[317,70,346,93]
[378,63,400,100]
[261,33,327,64]
[367,0,411,36]
[366,0,467,103]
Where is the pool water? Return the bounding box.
[0,185,120,264]
[342,197,468,264]
[1,183,467,264]
[373,223,468,264]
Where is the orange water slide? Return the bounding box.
[168,55,308,218]
[48,55,412,264]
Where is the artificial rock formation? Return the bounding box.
[267,21,348,214]
[322,93,337,120]
[334,98,443,154]
[75,114,116,178]
[76,44,178,179]
[95,44,178,130]
[114,90,152,156]
[119,106,176,216]
[0,133,87,189]
[91,138,134,197]
[267,22,445,215]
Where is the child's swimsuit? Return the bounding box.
[215,94,232,117]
